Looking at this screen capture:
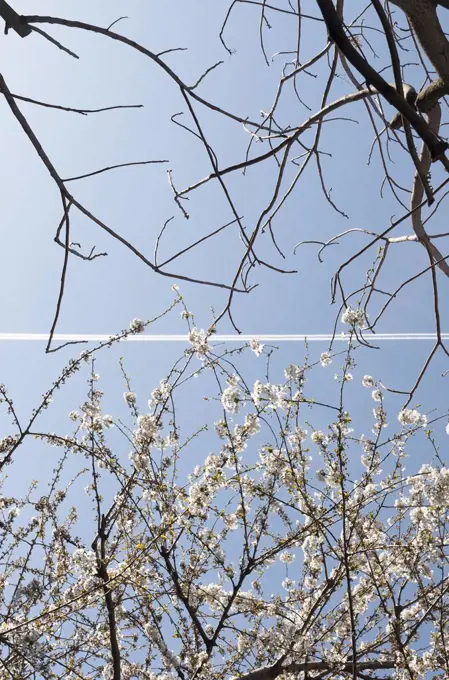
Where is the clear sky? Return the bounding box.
[0,1,448,487]
[0,7,448,678]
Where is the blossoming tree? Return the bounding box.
[1,2,449,678]
[0,295,448,680]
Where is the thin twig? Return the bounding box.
[63,159,169,183]
[30,25,79,58]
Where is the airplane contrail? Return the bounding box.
[0,333,447,342]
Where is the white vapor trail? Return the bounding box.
[0,333,447,342]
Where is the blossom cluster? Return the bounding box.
[0,321,446,680]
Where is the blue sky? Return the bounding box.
[0,1,448,489]
[2,0,445,333]
[0,6,448,677]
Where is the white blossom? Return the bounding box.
[221,375,242,414]
[134,413,161,446]
[223,513,238,530]
[71,548,97,575]
[320,352,332,367]
[341,306,366,328]
[150,380,172,406]
[311,430,327,446]
[102,414,114,428]
[188,328,210,357]
[288,427,308,447]
[129,318,144,333]
[250,339,264,356]
[123,391,136,405]
[284,364,303,381]
[279,551,295,564]
[398,408,427,428]
[252,380,288,410]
